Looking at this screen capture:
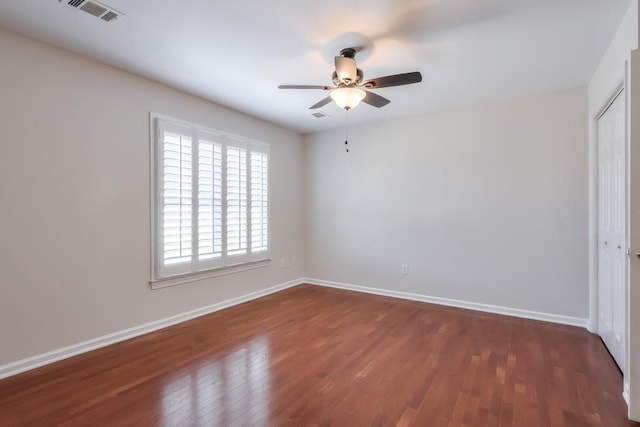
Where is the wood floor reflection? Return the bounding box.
[0,284,636,426]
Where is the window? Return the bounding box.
[151,114,270,283]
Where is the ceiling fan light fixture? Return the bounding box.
[331,87,366,110]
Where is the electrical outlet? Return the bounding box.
[401,264,409,275]
[280,258,285,268]
[292,256,297,265]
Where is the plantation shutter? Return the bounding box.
[226,143,248,258]
[157,120,194,277]
[250,149,269,255]
[196,131,223,270]
[153,116,270,281]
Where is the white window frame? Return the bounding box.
[149,113,270,288]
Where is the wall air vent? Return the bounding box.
[312,112,331,118]
[59,0,124,22]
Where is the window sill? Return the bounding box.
[150,259,271,290]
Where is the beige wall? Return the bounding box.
[304,87,589,319]
[0,26,593,369]
[0,28,305,365]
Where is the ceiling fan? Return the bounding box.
[278,48,422,111]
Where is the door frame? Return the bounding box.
[589,60,640,419]
[627,49,640,421]
[589,49,640,424]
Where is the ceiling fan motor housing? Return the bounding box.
[332,69,363,86]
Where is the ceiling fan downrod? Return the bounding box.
[339,47,356,58]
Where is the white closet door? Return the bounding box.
[597,89,626,370]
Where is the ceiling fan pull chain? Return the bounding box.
[345,110,349,153]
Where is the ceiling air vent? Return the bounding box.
[79,1,106,17]
[312,112,331,118]
[60,0,124,22]
[101,11,118,22]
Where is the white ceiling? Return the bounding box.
[0,0,630,133]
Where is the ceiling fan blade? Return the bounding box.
[362,72,422,89]
[278,85,332,90]
[362,91,391,108]
[335,56,357,84]
[309,96,333,109]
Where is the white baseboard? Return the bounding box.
[302,278,589,328]
[0,277,590,380]
[0,279,302,380]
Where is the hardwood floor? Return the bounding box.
[0,284,636,426]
